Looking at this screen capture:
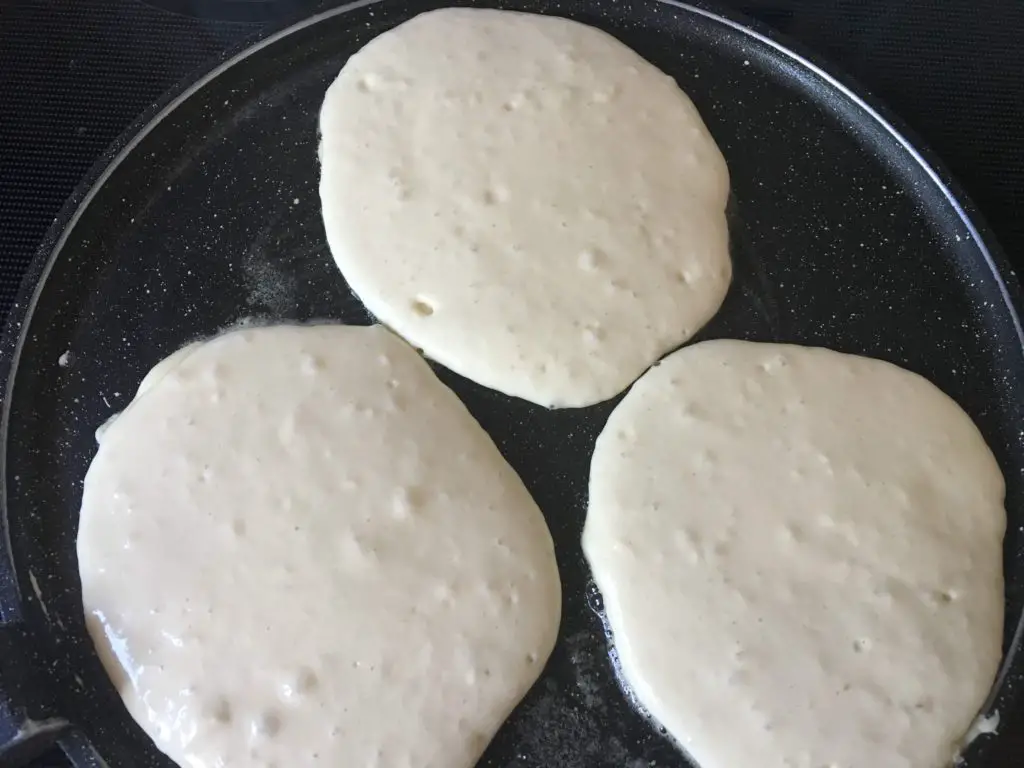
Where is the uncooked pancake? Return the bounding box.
[318,8,731,408]
[78,324,561,768]
[583,340,1005,768]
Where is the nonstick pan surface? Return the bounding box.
[1,0,1023,765]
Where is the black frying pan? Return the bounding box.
[1,0,1022,765]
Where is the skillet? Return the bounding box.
[1,0,1022,764]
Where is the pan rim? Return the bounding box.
[0,0,1020,757]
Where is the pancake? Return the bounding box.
[78,324,561,768]
[318,8,730,407]
[583,339,1005,768]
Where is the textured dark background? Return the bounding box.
[0,0,1022,765]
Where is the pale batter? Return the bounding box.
[318,8,731,407]
[583,340,1005,768]
[78,324,561,768]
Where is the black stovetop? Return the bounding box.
[1,0,1022,766]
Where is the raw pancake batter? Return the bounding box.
[318,8,731,407]
[78,324,561,768]
[583,340,1005,768]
